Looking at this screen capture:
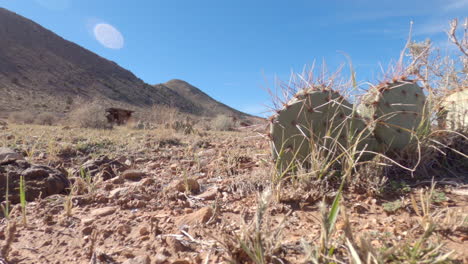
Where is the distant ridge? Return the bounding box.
[154,79,251,118]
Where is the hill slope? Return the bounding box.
[0,8,251,119]
[154,79,249,118]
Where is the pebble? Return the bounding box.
[196,187,218,200]
[122,169,145,181]
[0,147,24,161]
[90,207,116,217]
[176,207,214,227]
[81,226,93,235]
[108,187,129,199]
[197,149,216,157]
[139,226,150,236]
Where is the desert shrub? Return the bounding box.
[149,104,181,125]
[171,119,195,134]
[68,102,112,129]
[35,112,58,126]
[9,111,35,124]
[211,115,235,131]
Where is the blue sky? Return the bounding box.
[1,0,467,116]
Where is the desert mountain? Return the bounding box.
[154,79,249,117]
[0,8,250,119]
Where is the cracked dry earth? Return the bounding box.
[0,124,467,263]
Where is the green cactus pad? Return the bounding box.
[270,89,376,173]
[365,80,427,151]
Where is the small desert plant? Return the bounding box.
[78,167,98,195]
[35,112,58,126]
[1,174,10,219]
[219,189,288,264]
[211,115,235,131]
[63,171,80,217]
[8,111,35,124]
[19,175,27,226]
[0,221,17,261]
[149,104,181,125]
[68,101,112,129]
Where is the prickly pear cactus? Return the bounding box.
[269,88,376,172]
[362,79,427,152]
[439,88,468,131]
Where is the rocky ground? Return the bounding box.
[0,122,467,264]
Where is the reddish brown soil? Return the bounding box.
[0,124,467,264]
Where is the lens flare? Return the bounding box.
[93,23,124,50]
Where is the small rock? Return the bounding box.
[154,253,167,264]
[122,170,145,181]
[111,177,125,185]
[0,147,24,161]
[128,200,147,209]
[197,149,216,157]
[139,226,150,236]
[166,236,187,252]
[82,218,93,226]
[170,163,178,171]
[176,207,214,227]
[198,158,209,167]
[146,162,159,170]
[90,207,116,217]
[180,159,194,166]
[172,259,191,264]
[122,255,150,264]
[81,226,93,235]
[117,224,131,236]
[196,187,218,200]
[139,177,155,186]
[108,187,129,199]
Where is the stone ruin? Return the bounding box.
[105,108,134,125]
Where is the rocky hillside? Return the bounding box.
[154,79,249,118]
[0,8,251,119]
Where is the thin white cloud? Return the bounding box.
[93,23,124,49]
[413,20,449,36]
[443,0,468,11]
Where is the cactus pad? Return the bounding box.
[270,89,376,172]
[364,80,426,151]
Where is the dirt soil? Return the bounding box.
[0,123,467,264]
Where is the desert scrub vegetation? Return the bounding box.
[8,111,35,125]
[68,101,112,129]
[268,18,467,181]
[242,18,468,263]
[8,111,59,126]
[211,114,236,131]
